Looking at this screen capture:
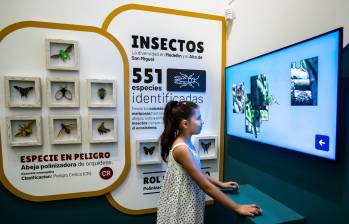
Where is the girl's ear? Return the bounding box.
[180,119,189,129]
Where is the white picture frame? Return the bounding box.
[6,116,42,146]
[49,115,81,144]
[46,39,79,71]
[4,76,41,108]
[89,115,117,143]
[136,139,162,165]
[194,135,218,160]
[47,77,79,108]
[87,79,116,108]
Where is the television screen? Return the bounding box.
[225,28,342,160]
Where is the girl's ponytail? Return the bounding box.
[160,101,179,162]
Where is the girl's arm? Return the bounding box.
[206,175,239,189]
[173,146,260,216]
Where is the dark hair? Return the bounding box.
[160,100,199,162]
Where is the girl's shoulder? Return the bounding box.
[171,141,196,153]
[171,141,188,151]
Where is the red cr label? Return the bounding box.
[99,167,113,180]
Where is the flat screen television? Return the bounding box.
[225,28,342,160]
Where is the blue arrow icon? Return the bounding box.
[315,135,329,151]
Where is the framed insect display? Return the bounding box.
[49,115,81,144]
[46,39,79,71]
[193,135,218,160]
[6,116,42,146]
[4,76,41,108]
[136,139,161,165]
[89,116,117,143]
[87,79,116,108]
[47,77,79,107]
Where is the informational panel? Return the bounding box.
[104,5,225,214]
[0,23,129,201]
[0,4,225,210]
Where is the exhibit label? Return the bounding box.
[105,5,224,213]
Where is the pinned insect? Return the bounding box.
[55,86,72,100]
[15,121,34,137]
[143,146,155,155]
[13,86,34,98]
[57,122,76,138]
[200,142,211,154]
[97,88,106,100]
[97,122,110,135]
[174,72,200,88]
[50,44,73,62]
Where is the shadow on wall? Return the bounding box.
[226,44,349,204]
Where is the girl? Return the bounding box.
[157,101,260,224]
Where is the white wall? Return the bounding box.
[0,0,225,30]
[227,0,349,65]
[2,0,347,66]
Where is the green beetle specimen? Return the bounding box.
[51,44,73,62]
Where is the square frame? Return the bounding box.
[136,139,162,165]
[194,135,218,160]
[47,77,80,108]
[4,76,41,108]
[46,39,79,71]
[89,115,117,143]
[6,116,42,146]
[87,79,117,108]
[49,115,81,144]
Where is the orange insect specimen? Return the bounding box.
[57,122,77,138]
[15,121,34,137]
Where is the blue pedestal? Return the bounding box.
[223,184,304,224]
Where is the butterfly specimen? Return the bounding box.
[97,88,106,100]
[200,142,212,154]
[50,44,73,62]
[15,121,34,137]
[55,86,72,100]
[97,122,110,135]
[57,122,76,138]
[13,86,34,98]
[143,146,155,155]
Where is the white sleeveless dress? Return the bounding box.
[156,143,205,224]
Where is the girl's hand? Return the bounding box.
[235,204,261,216]
[220,181,239,189]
